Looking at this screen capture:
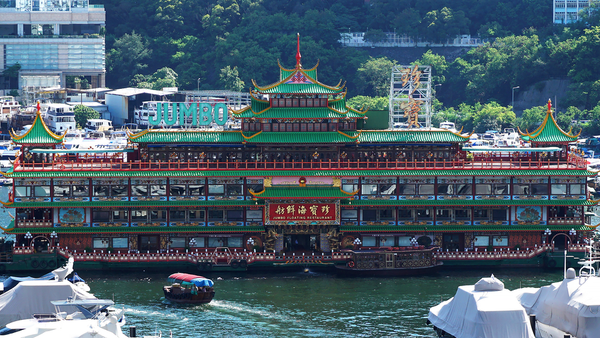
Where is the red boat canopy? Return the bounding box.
[168,273,207,283]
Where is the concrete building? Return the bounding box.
[553,0,595,24]
[0,0,105,93]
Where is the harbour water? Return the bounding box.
[78,269,564,338]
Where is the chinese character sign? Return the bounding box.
[269,203,336,221]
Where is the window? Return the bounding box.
[398,209,413,220]
[189,185,204,195]
[438,184,472,195]
[473,236,489,246]
[342,184,358,193]
[170,237,186,248]
[190,237,205,248]
[228,237,243,247]
[455,209,471,220]
[150,209,167,222]
[361,184,378,195]
[362,209,377,221]
[131,209,148,222]
[398,185,416,195]
[341,209,357,221]
[492,209,507,221]
[246,209,262,222]
[208,237,226,247]
[150,185,166,196]
[362,236,376,246]
[53,186,70,197]
[227,210,243,222]
[15,186,31,197]
[570,184,584,195]
[531,184,548,195]
[436,209,451,220]
[418,185,434,195]
[416,209,432,220]
[131,185,148,196]
[34,186,50,197]
[112,238,128,248]
[380,209,395,221]
[227,184,243,195]
[73,186,89,197]
[208,210,224,221]
[474,209,489,220]
[208,184,224,195]
[361,184,395,195]
[551,184,567,195]
[169,184,187,196]
[93,238,109,248]
[189,209,205,222]
[111,186,127,197]
[92,210,110,222]
[379,236,394,247]
[492,236,508,246]
[476,184,510,195]
[170,208,186,222]
[93,186,110,197]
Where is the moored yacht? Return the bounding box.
[42,104,76,134]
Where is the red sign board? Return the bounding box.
[268,203,336,221]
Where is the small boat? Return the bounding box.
[428,275,535,338]
[334,247,442,276]
[163,273,215,304]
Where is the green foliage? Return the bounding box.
[414,50,448,84]
[363,29,387,43]
[219,65,245,91]
[517,105,546,132]
[74,105,100,129]
[347,95,388,111]
[356,57,396,97]
[2,63,20,78]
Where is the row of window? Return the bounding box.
[344,183,585,195]
[343,208,509,222]
[89,208,263,223]
[92,236,239,249]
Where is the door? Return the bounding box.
[443,234,462,252]
[139,235,159,252]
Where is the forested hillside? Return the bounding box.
[97,0,600,134]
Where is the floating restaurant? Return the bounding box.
[0,42,597,272]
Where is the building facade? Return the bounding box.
[554,0,595,24]
[0,0,105,92]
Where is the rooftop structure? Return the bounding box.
[553,0,596,24]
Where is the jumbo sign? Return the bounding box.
[148,102,228,126]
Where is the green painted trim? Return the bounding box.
[11,200,263,208]
[340,224,591,232]
[343,199,597,207]
[254,186,354,199]
[8,226,266,234]
[7,169,596,178]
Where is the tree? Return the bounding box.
[106,31,151,88]
[363,29,387,44]
[74,105,100,129]
[356,57,396,97]
[219,66,245,91]
[517,105,546,132]
[347,95,389,111]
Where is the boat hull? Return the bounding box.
[335,263,442,277]
[163,286,215,304]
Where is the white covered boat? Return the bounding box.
[428,275,535,338]
[514,256,600,338]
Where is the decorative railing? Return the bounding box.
[16,220,52,227]
[433,243,588,261]
[16,155,588,172]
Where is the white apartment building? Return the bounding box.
[553,0,595,24]
[0,0,105,92]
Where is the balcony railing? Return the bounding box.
[548,217,583,225]
[16,154,588,172]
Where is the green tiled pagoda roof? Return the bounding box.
[10,111,64,144]
[7,226,266,234]
[340,224,592,232]
[7,200,262,208]
[233,107,365,119]
[129,130,243,143]
[250,186,355,199]
[7,169,596,179]
[519,101,580,143]
[254,83,344,94]
[342,199,597,207]
[279,60,318,80]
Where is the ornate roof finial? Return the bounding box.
[36,100,41,115]
[547,98,552,114]
[296,33,302,69]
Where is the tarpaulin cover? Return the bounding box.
[0,280,96,327]
[514,273,600,338]
[168,273,214,288]
[428,275,535,338]
[2,272,55,293]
